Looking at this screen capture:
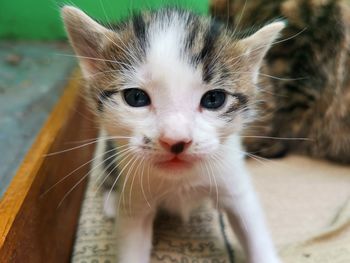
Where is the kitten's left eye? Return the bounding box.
[200,89,226,110]
[123,88,151,107]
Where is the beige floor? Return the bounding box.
[72,155,350,263]
[249,156,350,263]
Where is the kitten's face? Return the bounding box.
[62,7,284,174]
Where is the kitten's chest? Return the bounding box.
[159,184,209,220]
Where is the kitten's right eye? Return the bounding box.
[123,88,151,107]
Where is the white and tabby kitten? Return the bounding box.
[62,6,284,263]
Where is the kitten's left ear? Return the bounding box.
[240,21,285,80]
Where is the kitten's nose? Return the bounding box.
[159,138,192,154]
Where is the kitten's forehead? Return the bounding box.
[147,13,189,65]
[144,15,200,88]
[128,9,221,85]
[133,9,208,53]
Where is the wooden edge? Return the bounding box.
[0,68,82,246]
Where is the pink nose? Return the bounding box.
[159,138,192,154]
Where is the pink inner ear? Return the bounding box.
[240,21,285,69]
[80,56,101,75]
[70,34,105,75]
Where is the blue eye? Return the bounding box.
[123,88,151,107]
[200,89,226,110]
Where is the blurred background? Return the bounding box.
[0,0,208,39]
[0,0,208,197]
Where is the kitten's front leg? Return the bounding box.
[115,210,155,263]
[219,168,280,263]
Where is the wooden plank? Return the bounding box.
[0,69,97,262]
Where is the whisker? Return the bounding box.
[218,143,287,169]
[65,136,126,145]
[204,160,219,209]
[147,158,152,197]
[117,155,139,214]
[245,152,272,167]
[95,148,135,193]
[228,28,307,64]
[200,161,212,195]
[232,0,247,37]
[55,53,132,68]
[140,157,152,208]
[233,71,306,82]
[45,136,132,157]
[106,152,135,208]
[42,145,120,197]
[128,156,145,215]
[94,146,136,191]
[56,146,135,207]
[240,135,312,141]
[217,132,311,142]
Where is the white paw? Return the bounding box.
[251,256,281,263]
[103,191,117,218]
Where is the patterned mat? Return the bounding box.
[71,174,237,263]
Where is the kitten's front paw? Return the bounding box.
[250,255,281,263]
[103,191,117,218]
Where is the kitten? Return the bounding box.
[212,0,350,163]
[62,6,284,263]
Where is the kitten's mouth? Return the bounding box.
[155,156,193,170]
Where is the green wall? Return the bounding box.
[0,0,208,40]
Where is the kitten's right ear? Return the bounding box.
[61,6,115,76]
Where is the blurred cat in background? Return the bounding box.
[212,0,350,163]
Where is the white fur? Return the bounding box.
[100,22,282,263]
